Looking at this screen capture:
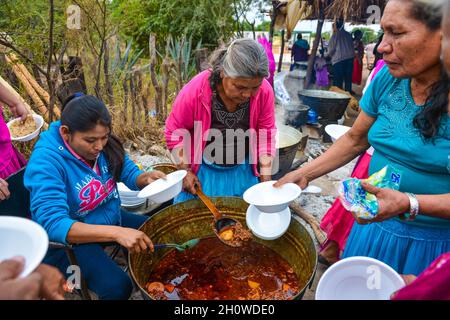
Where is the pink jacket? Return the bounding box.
[164,70,276,176]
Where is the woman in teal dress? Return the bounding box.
[276,0,450,276]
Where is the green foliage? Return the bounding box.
[110,39,144,82]
[167,35,202,84]
[0,0,68,66]
[350,27,379,45]
[242,20,271,32]
[110,0,236,52]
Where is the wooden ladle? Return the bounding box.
[195,187,244,247]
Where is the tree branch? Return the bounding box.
[0,37,48,77]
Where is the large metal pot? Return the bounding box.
[298,89,350,122]
[129,197,317,300]
[273,125,306,180]
[284,103,310,128]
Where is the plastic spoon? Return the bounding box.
[302,185,322,194]
[153,239,200,252]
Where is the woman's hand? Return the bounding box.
[10,101,30,121]
[390,274,417,299]
[351,182,411,224]
[136,170,166,189]
[115,228,154,253]
[0,257,43,300]
[273,170,309,189]
[34,264,65,300]
[259,175,272,182]
[0,178,10,201]
[183,171,201,195]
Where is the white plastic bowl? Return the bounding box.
[137,170,187,204]
[243,181,301,213]
[246,205,291,240]
[7,114,44,142]
[316,256,405,300]
[0,216,49,277]
[325,124,351,143]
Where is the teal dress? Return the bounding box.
[343,66,450,275]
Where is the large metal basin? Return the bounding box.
[129,197,317,300]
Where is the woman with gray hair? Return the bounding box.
[277,0,450,276]
[165,38,276,203]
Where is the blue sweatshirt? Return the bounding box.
[24,121,143,244]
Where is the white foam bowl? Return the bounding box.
[316,256,405,300]
[117,183,139,197]
[0,216,49,277]
[121,201,146,210]
[325,124,351,143]
[120,197,145,205]
[246,205,291,240]
[138,170,187,204]
[7,114,44,142]
[243,181,301,213]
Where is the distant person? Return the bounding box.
[0,77,29,201]
[352,30,365,86]
[257,34,276,87]
[24,94,165,300]
[290,34,310,71]
[327,20,355,93]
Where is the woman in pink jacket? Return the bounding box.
[165,38,277,203]
[0,79,29,201]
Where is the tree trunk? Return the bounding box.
[149,34,163,120]
[135,71,145,125]
[161,56,171,120]
[103,41,115,106]
[6,54,54,112]
[94,40,105,98]
[10,64,49,120]
[269,0,279,44]
[122,77,129,123]
[32,65,45,87]
[47,0,55,122]
[136,70,149,122]
[277,29,285,73]
[129,75,137,125]
[306,7,325,89]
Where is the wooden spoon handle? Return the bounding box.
[196,188,222,221]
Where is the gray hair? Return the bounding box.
[404,0,444,30]
[209,38,269,92]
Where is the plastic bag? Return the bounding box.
[338,166,402,220]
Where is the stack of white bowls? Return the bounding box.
[117,182,146,209]
[243,181,301,240]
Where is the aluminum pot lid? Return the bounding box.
[298,89,350,100]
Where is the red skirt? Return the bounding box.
[352,58,363,85]
[319,152,372,252]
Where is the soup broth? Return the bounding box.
[146,237,301,300]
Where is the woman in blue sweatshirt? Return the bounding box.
[24,94,165,300]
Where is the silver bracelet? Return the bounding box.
[405,192,419,221]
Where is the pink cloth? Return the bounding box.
[371,60,386,81]
[258,37,276,87]
[320,151,372,252]
[164,70,277,176]
[0,110,27,179]
[392,252,450,300]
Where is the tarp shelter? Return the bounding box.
[270,0,387,86]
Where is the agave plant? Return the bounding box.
[166,34,202,93]
[110,39,144,83]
